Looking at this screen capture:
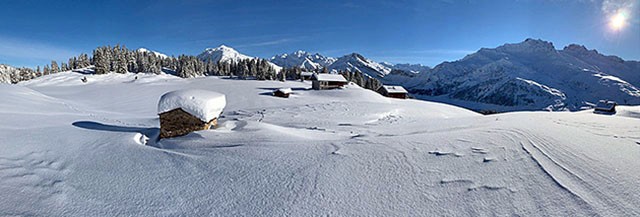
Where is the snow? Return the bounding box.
[276,87,292,94]
[137,48,169,59]
[313,73,348,82]
[329,53,392,79]
[404,39,640,111]
[271,50,336,70]
[1,71,639,216]
[158,89,226,122]
[198,45,283,71]
[381,85,408,93]
[0,64,19,83]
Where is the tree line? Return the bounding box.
[5,44,384,92]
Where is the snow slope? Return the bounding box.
[0,71,639,216]
[405,39,640,111]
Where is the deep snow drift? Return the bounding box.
[0,71,639,216]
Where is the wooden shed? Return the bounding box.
[311,73,348,90]
[594,100,616,114]
[158,89,226,139]
[377,85,408,99]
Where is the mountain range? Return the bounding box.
[404,39,640,111]
[2,39,638,112]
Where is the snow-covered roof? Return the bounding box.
[158,89,226,122]
[595,100,616,110]
[275,88,292,94]
[300,71,314,76]
[313,73,347,82]
[381,85,408,94]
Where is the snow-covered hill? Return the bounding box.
[197,45,282,71]
[137,48,169,59]
[404,39,640,111]
[270,50,336,70]
[1,71,639,216]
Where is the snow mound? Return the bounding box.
[158,89,226,122]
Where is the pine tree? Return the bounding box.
[51,61,59,73]
[43,65,50,75]
[115,45,128,74]
[94,49,109,74]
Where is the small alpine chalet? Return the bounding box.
[377,85,409,99]
[311,73,348,90]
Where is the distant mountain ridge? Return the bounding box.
[270,50,336,70]
[404,38,640,111]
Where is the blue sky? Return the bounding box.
[0,0,638,68]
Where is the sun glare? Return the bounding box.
[609,11,627,31]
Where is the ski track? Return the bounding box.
[497,127,637,216]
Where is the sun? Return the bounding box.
[609,11,627,31]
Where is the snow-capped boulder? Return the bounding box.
[158,89,226,138]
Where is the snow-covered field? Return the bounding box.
[1,71,639,216]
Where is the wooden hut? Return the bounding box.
[311,73,348,90]
[594,100,616,114]
[273,88,292,98]
[158,89,226,139]
[377,85,409,99]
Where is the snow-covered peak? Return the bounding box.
[496,38,556,54]
[562,44,603,58]
[198,45,253,63]
[328,53,392,79]
[293,50,310,57]
[270,50,336,70]
[198,45,282,71]
[137,48,169,59]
